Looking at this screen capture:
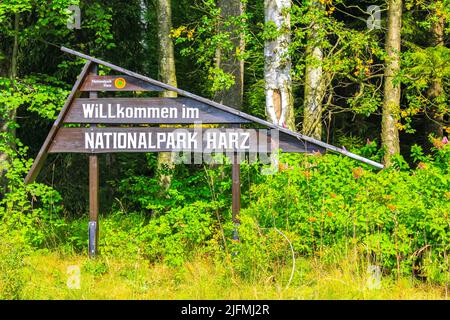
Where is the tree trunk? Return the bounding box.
[264,0,295,131]
[10,13,19,82]
[156,0,177,92]
[381,0,402,166]
[140,0,150,72]
[303,1,326,140]
[0,12,19,188]
[9,12,19,144]
[425,11,445,139]
[155,0,178,192]
[214,0,245,110]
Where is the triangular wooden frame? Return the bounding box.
[25,48,383,185]
[59,47,383,169]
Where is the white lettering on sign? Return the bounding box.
[85,131,199,150]
[92,79,112,84]
[81,103,200,120]
[83,130,252,151]
[205,131,250,150]
[83,104,95,118]
[91,79,112,88]
[182,105,199,119]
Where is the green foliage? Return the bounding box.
[0,236,29,300]
[173,0,251,95]
[106,163,246,266]
[0,172,66,249]
[81,3,115,51]
[0,120,66,250]
[399,0,450,134]
[400,46,450,133]
[82,259,109,276]
[0,76,70,122]
[235,145,449,282]
[290,2,385,117]
[138,201,220,267]
[208,66,236,93]
[2,136,448,284]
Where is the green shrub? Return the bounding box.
[0,236,29,300]
[0,128,67,246]
[82,259,109,276]
[240,144,449,282]
[1,136,448,285]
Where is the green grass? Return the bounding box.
[3,251,447,300]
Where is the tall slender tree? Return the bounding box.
[302,1,326,140]
[264,0,295,130]
[426,3,445,138]
[214,0,245,110]
[155,0,178,191]
[382,0,402,166]
[10,12,19,82]
[156,0,177,92]
[0,12,19,185]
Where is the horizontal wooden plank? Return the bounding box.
[63,98,252,124]
[80,75,165,91]
[258,131,326,154]
[49,127,324,154]
[61,46,384,169]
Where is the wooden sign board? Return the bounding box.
[48,127,325,154]
[80,75,164,92]
[63,98,252,124]
[24,49,383,259]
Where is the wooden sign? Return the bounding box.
[24,48,383,259]
[48,127,323,154]
[63,97,252,124]
[80,75,164,91]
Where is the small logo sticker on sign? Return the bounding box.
[114,77,126,89]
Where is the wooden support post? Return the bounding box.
[231,121,241,242]
[88,64,99,258]
[232,152,241,222]
[232,151,241,242]
[89,155,99,257]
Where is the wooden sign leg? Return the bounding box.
[88,63,99,258]
[89,155,99,258]
[232,151,241,241]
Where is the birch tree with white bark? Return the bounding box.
[264,0,295,131]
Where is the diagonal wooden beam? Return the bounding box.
[24,61,94,184]
[60,47,384,169]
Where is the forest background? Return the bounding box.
[0,0,449,299]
